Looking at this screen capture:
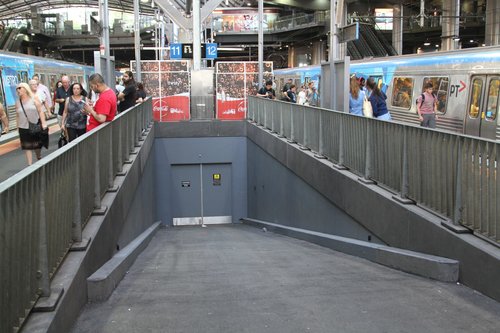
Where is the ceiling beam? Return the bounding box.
[155,0,191,30]
[201,0,224,22]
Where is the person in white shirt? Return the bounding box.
[32,75,53,115]
[29,80,51,117]
[297,85,307,105]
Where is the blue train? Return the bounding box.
[274,46,500,140]
[0,51,102,132]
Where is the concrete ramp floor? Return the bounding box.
[71,224,500,333]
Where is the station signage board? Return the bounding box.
[170,43,218,60]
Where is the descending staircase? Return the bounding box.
[0,28,23,52]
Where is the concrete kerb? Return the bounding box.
[242,218,459,283]
[87,221,161,302]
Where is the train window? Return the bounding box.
[422,77,449,114]
[391,77,413,109]
[49,75,58,92]
[468,78,483,119]
[17,71,29,83]
[485,79,499,122]
[69,75,77,84]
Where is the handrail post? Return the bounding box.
[314,109,326,158]
[393,126,413,204]
[359,118,375,184]
[117,118,125,174]
[300,105,308,149]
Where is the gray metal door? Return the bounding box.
[171,163,232,225]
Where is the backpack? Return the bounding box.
[416,93,437,107]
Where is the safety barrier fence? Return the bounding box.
[248,96,499,245]
[0,98,153,333]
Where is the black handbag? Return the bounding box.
[58,132,68,148]
[20,100,42,135]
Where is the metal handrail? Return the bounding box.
[0,98,153,333]
[248,96,499,245]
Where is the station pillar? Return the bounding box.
[441,0,460,51]
[485,0,500,46]
[311,41,326,65]
[392,4,403,55]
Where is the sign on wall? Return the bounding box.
[216,61,273,120]
[131,60,191,121]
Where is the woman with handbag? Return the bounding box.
[366,77,391,121]
[15,83,49,165]
[61,83,88,142]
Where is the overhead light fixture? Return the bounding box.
[218,47,245,51]
[225,0,229,4]
[452,36,460,41]
[423,41,430,46]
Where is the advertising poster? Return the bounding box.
[216,61,273,120]
[131,60,190,121]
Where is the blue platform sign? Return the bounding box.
[170,43,182,59]
[205,43,217,59]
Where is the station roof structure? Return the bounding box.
[0,0,330,20]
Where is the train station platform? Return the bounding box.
[70,224,500,333]
[2,98,500,333]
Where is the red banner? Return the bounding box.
[216,99,246,120]
[152,95,190,121]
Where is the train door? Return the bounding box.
[464,75,499,139]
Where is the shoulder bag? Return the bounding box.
[362,95,373,118]
[20,99,42,135]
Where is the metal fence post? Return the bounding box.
[453,137,464,225]
[72,146,82,243]
[359,119,375,184]
[333,115,346,169]
[315,109,326,159]
[393,126,413,204]
[108,126,117,191]
[37,166,50,298]
[301,105,308,149]
[117,119,124,174]
[288,104,295,143]
[94,135,101,210]
[278,102,285,138]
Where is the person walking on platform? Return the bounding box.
[257,80,276,99]
[29,80,51,120]
[83,73,117,132]
[306,82,319,106]
[417,82,439,128]
[61,83,88,142]
[286,84,297,103]
[15,83,48,165]
[349,76,365,116]
[297,85,307,105]
[32,74,53,116]
[118,71,137,113]
[366,77,391,121]
[55,76,71,128]
[281,78,293,101]
[0,103,8,137]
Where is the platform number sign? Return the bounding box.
[170,43,182,59]
[169,43,217,59]
[205,43,217,59]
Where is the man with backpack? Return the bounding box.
[417,82,438,128]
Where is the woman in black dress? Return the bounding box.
[61,83,88,142]
[15,82,48,165]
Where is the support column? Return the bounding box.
[288,46,295,68]
[311,41,325,65]
[392,4,403,54]
[258,0,263,89]
[329,0,339,110]
[102,0,112,87]
[193,0,201,70]
[441,0,460,51]
[134,0,141,81]
[485,0,500,46]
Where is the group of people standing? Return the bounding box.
[349,76,439,128]
[13,70,149,166]
[256,78,319,107]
